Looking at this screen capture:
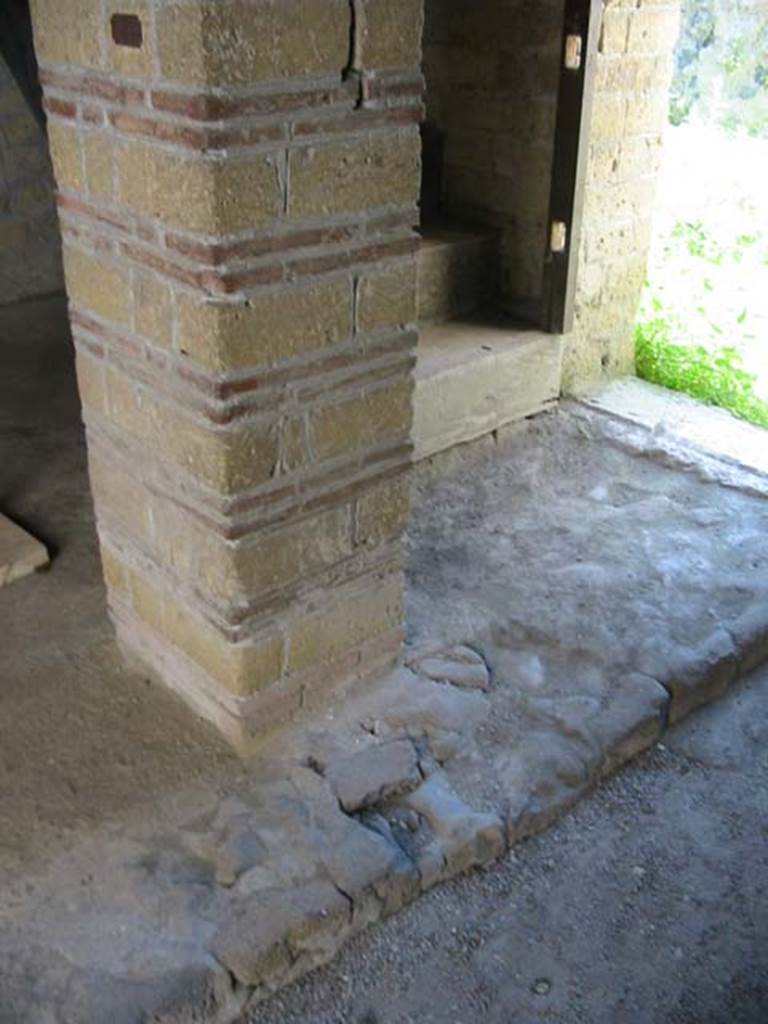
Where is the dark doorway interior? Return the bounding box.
[418,0,598,334]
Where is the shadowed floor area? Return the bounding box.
[0,297,239,884]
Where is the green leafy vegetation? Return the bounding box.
[636,209,768,429]
[636,315,768,428]
[635,3,767,426]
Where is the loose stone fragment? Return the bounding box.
[402,773,505,878]
[326,737,422,813]
[410,645,491,691]
[638,627,739,724]
[212,880,351,988]
[0,514,48,587]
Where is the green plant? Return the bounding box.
[672,219,724,263]
[635,315,768,428]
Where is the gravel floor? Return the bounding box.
[246,664,768,1024]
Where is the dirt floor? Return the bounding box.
[1,297,767,1023]
[0,296,239,888]
[247,664,768,1024]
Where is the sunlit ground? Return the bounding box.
[636,121,768,425]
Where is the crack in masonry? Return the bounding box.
[652,675,673,733]
[205,954,253,1023]
[281,147,290,217]
[331,881,356,923]
[355,808,418,866]
[352,273,360,334]
[343,0,364,108]
[462,640,495,690]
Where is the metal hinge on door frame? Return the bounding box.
[543,0,601,335]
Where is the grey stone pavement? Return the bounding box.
[2,298,767,1024]
[247,664,768,1024]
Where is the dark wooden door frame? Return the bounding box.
[543,0,602,334]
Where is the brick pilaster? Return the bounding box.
[30,0,423,747]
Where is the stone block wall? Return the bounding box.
[422,0,564,304]
[0,55,63,305]
[30,0,423,747]
[565,0,681,391]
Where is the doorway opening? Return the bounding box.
[412,0,597,459]
[635,0,768,430]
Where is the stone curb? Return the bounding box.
[147,611,768,1024]
[6,599,768,1022]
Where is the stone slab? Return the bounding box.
[325,737,422,812]
[580,376,768,488]
[416,223,498,325]
[0,513,48,587]
[412,315,562,460]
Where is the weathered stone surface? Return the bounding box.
[358,262,417,334]
[63,245,131,326]
[416,226,498,325]
[358,667,491,760]
[176,280,352,374]
[29,0,104,69]
[355,475,411,550]
[596,673,669,777]
[358,0,423,70]
[0,944,245,1024]
[212,880,351,988]
[156,0,350,86]
[45,120,84,193]
[637,628,739,725]
[290,766,420,917]
[498,675,667,843]
[286,574,403,676]
[0,514,48,587]
[410,645,490,691]
[115,143,283,234]
[288,131,421,220]
[729,601,768,678]
[310,380,412,462]
[326,737,422,812]
[502,728,597,844]
[206,768,421,988]
[412,319,561,461]
[403,775,505,879]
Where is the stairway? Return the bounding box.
[412,223,563,461]
[416,223,498,325]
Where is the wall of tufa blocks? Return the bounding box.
[422,0,564,305]
[29,0,423,747]
[565,0,681,391]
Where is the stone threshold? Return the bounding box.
[5,391,768,1023]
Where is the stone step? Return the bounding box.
[0,513,48,587]
[416,223,498,325]
[412,315,562,461]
